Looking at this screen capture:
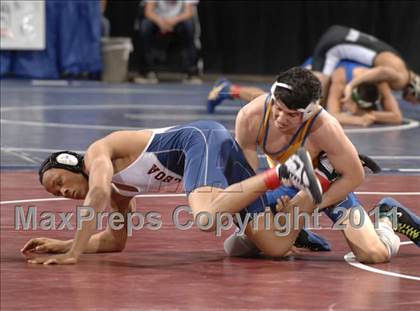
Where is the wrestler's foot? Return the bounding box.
[277,147,323,204]
[294,229,331,251]
[358,153,381,173]
[207,78,232,113]
[375,197,420,247]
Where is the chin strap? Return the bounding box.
[270,81,319,121]
[297,100,319,121]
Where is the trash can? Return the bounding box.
[101,37,133,83]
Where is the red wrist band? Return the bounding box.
[263,168,282,190]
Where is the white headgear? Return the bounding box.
[270,81,318,121]
[407,73,420,100]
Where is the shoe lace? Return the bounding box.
[397,223,420,240]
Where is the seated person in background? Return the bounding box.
[136,0,201,84]
[327,60,402,127]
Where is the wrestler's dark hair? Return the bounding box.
[273,67,322,110]
[357,83,379,109]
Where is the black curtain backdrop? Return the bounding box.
[106,1,420,75]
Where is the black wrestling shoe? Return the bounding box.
[294,229,331,251]
[358,153,381,173]
[375,197,420,247]
[278,147,323,204]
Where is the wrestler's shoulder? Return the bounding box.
[312,110,344,136]
[238,94,267,117]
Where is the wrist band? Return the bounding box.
[263,168,281,190]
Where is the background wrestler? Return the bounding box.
[311,25,420,104]
[326,61,402,126]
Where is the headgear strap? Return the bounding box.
[270,81,318,121]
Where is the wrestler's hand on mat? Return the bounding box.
[21,237,71,255]
[26,252,78,265]
[358,113,376,127]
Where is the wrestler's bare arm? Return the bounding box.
[61,140,116,257]
[21,195,134,254]
[235,96,266,171]
[326,68,346,115]
[372,82,403,124]
[347,66,404,94]
[327,68,361,125]
[311,121,365,209]
[78,194,133,253]
[327,68,346,116]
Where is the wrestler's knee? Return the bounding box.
[193,210,216,232]
[354,244,390,264]
[262,247,289,258]
[224,234,260,257]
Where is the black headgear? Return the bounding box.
[38,151,88,184]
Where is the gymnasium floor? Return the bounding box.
[1,79,419,310]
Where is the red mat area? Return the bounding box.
[1,172,420,310]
